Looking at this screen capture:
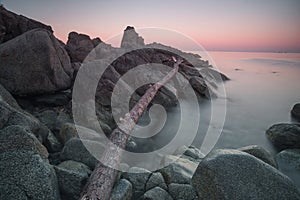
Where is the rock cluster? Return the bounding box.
[1,6,299,200]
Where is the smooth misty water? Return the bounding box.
[195,51,300,152]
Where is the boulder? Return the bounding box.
[145,172,167,191]
[141,187,173,200]
[0,125,48,159]
[54,160,91,200]
[292,103,300,120]
[0,151,60,200]
[192,149,300,200]
[110,179,132,200]
[121,26,145,49]
[277,149,300,170]
[60,138,105,169]
[0,28,73,95]
[44,131,62,153]
[266,123,300,150]
[168,183,198,200]
[122,167,152,199]
[238,145,277,168]
[159,155,198,184]
[0,6,52,43]
[58,123,107,145]
[0,90,49,143]
[65,31,101,63]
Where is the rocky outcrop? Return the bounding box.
[192,149,300,200]
[54,160,91,200]
[0,6,52,44]
[65,31,102,63]
[292,103,300,121]
[121,26,145,49]
[238,145,277,168]
[266,123,300,150]
[0,29,73,95]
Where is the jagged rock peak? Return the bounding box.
[121,26,145,49]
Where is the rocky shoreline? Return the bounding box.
[1,6,300,200]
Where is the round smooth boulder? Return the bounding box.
[192,149,300,200]
[266,123,300,150]
[291,103,300,121]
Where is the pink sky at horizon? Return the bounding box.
[2,0,300,52]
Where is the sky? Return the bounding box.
[2,0,300,52]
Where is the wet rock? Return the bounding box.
[238,145,277,168]
[277,149,300,170]
[60,138,104,169]
[122,167,152,199]
[0,151,60,200]
[110,179,132,200]
[266,123,300,150]
[0,6,52,43]
[0,29,73,95]
[141,187,173,200]
[168,183,198,200]
[54,160,91,200]
[291,103,300,121]
[192,149,300,200]
[145,172,167,191]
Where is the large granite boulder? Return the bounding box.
[266,123,300,150]
[192,149,300,200]
[0,6,52,44]
[0,28,73,95]
[0,151,60,200]
[292,103,300,121]
[65,31,102,63]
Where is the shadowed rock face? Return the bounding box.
[65,31,102,63]
[121,26,145,49]
[0,28,73,95]
[0,6,52,44]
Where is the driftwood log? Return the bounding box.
[80,57,183,200]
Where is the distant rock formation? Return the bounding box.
[121,26,145,49]
[65,31,102,63]
[0,29,73,95]
[0,6,52,44]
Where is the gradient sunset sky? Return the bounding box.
[2,0,300,52]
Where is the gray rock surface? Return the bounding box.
[0,125,48,159]
[122,167,152,199]
[292,103,300,120]
[145,172,168,191]
[277,149,300,170]
[168,183,198,200]
[0,151,60,200]
[192,149,300,200]
[110,179,132,200]
[121,26,145,49]
[238,145,277,168]
[0,6,52,43]
[0,29,73,95]
[54,160,91,200]
[159,155,198,184]
[266,123,300,150]
[60,138,104,169]
[141,187,173,200]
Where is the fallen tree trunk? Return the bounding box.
[80,57,183,200]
